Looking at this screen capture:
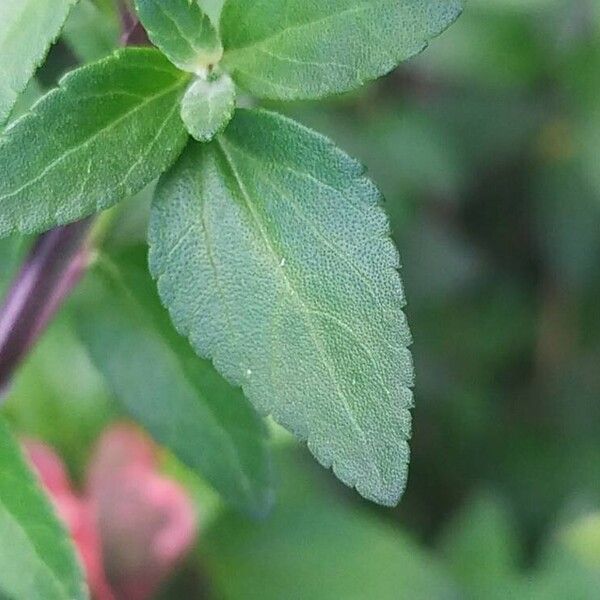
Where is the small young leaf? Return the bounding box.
[181,72,236,142]
[135,0,223,74]
[76,251,274,516]
[0,48,190,238]
[221,0,462,100]
[149,109,414,506]
[0,415,88,600]
[0,0,77,126]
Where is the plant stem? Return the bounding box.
[118,0,149,45]
[0,220,93,396]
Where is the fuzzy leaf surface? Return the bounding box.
[0,48,189,238]
[181,73,236,142]
[221,0,462,99]
[149,109,414,506]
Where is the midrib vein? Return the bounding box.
[225,138,405,358]
[216,137,383,484]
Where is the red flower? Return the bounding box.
[23,423,198,600]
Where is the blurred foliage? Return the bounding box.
[3,312,117,478]
[202,449,459,600]
[1,0,600,597]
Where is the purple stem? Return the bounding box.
[0,220,93,396]
[123,21,150,46]
[119,0,149,46]
[118,0,137,32]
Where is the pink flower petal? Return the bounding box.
[22,440,116,600]
[86,424,157,498]
[86,423,198,600]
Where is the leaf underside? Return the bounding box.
[149,109,414,506]
[0,48,189,238]
[221,0,463,99]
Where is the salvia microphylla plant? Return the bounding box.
[0,0,462,523]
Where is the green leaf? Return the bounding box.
[0,0,77,126]
[221,0,463,100]
[0,48,189,238]
[149,109,413,506]
[181,72,236,142]
[0,415,88,600]
[76,250,274,516]
[135,0,223,74]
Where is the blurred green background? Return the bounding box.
[2,0,600,597]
